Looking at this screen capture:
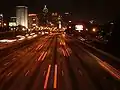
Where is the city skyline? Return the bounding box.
[0,0,120,23]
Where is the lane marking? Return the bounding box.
[25,70,30,76]
[7,72,12,76]
[36,44,42,50]
[12,58,16,60]
[44,65,51,89]
[37,52,45,61]
[54,65,57,89]
[4,62,9,66]
[42,52,48,61]
[65,48,70,56]
[38,45,43,50]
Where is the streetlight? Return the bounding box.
[92,28,96,32]
[4,23,7,26]
[33,19,36,21]
[69,26,71,29]
[86,28,88,31]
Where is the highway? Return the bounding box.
[0,33,119,90]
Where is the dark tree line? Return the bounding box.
[107,18,120,57]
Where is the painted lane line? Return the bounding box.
[7,72,12,76]
[4,62,9,66]
[38,45,44,50]
[25,70,30,76]
[36,39,48,51]
[44,65,51,89]
[37,52,45,61]
[42,52,48,61]
[54,65,57,89]
[36,44,42,50]
[65,48,70,56]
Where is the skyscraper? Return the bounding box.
[28,14,39,29]
[0,14,3,27]
[9,17,17,27]
[42,5,49,24]
[43,5,48,14]
[16,6,28,28]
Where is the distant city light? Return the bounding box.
[110,22,114,25]
[58,21,61,29]
[65,12,69,15]
[55,13,58,16]
[4,23,7,26]
[69,26,71,29]
[42,32,44,35]
[33,19,36,21]
[22,28,25,31]
[92,28,96,32]
[28,29,30,31]
[9,22,17,26]
[86,28,88,31]
[28,14,37,16]
[0,14,3,17]
[75,25,83,30]
[32,24,36,26]
[11,28,13,30]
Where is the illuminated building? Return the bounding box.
[52,12,58,16]
[58,21,62,29]
[42,5,49,24]
[51,12,60,26]
[58,16,62,29]
[28,14,39,29]
[9,17,17,31]
[43,5,48,14]
[0,14,3,27]
[9,17,17,27]
[16,6,28,28]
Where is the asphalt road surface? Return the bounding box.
[0,33,120,90]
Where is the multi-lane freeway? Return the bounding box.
[0,33,120,90]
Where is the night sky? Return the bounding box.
[0,0,120,23]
